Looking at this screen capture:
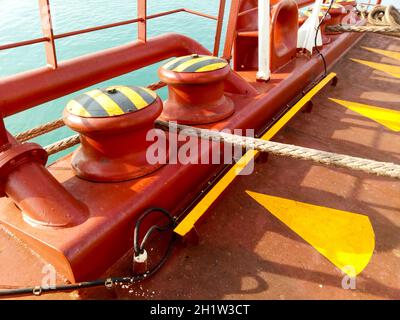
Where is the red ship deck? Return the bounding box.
[1,32,400,300]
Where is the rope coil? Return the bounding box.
[367,5,400,27]
[329,4,400,36]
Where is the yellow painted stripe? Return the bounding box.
[351,58,400,79]
[111,86,149,110]
[162,55,190,70]
[196,62,228,72]
[246,191,375,276]
[173,56,213,72]
[174,72,337,236]
[66,100,91,117]
[329,98,400,132]
[85,89,125,116]
[361,46,400,62]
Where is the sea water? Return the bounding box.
[0,0,397,162]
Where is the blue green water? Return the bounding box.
[0,0,396,162]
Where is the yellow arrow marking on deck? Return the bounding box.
[246,191,375,275]
[361,47,400,61]
[173,73,337,236]
[329,98,400,132]
[350,58,400,79]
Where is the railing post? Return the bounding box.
[256,0,270,81]
[222,0,241,61]
[138,0,147,42]
[213,0,226,57]
[38,0,58,69]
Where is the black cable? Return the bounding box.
[0,207,177,298]
[133,207,176,255]
[314,0,334,77]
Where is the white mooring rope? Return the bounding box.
[156,120,400,180]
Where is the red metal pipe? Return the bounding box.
[0,37,49,51]
[54,18,142,40]
[146,8,185,20]
[0,33,255,118]
[237,31,259,37]
[183,9,218,20]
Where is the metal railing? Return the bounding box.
[0,0,227,68]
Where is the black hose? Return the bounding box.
[314,0,334,77]
[0,207,177,298]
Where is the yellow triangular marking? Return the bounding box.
[362,47,400,62]
[329,98,400,132]
[351,58,400,79]
[246,191,375,275]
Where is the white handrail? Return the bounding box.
[256,0,271,81]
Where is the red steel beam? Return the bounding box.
[38,0,58,69]
[213,0,226,56]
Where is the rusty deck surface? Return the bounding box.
[1,32,400,300]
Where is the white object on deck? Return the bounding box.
[256,0,271,81]
[297,0,323,53]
